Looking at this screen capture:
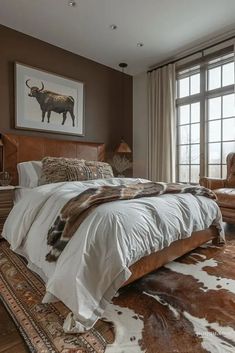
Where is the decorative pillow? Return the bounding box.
[39,157,85,185]
[17,161,42,188]
[66,161,114,181]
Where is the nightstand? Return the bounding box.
[0,186,14,237]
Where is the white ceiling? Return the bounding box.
[1,0,235,75]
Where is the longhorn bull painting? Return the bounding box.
[25,80,76,127]
[15,63,84,136]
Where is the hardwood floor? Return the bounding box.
[0,303,29,353]
[0,223,234,353]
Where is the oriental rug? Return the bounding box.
[0,240,114,353]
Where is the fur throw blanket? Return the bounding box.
[46,182,217,262]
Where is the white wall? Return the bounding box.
[133,72,148,178]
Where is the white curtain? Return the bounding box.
[147,64,176,182]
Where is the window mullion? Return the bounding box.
[200,62,206,179]
[220,61,223,179]
[205,85,234,99]
[221,97,223,178]
[189,105,191,182]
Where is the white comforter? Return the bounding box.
[3,177,224,332]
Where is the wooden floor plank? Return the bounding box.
[2,342,29,353]
[0,302,29,353]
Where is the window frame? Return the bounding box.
[176,45,235,183]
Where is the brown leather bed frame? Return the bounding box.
[2,134,105,185]
[2,133,219,286]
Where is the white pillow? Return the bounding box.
[17,161,42,188]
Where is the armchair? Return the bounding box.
[200,153,235,224]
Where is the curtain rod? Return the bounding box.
[147,34,235,73]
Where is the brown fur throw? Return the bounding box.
[46,182,217,262]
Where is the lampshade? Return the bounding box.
[115,139,132,153]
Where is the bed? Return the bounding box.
[1,133,224,332]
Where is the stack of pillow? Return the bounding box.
[17,157,114,188]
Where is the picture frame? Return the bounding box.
[15,62,85,136]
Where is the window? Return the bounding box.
[176,50,235,183]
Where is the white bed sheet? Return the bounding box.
[14,187,32,204]
[3,178,224,333]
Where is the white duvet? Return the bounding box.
[2,177,224,332]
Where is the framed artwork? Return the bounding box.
[15,63,85,136]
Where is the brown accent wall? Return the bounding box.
[0,25,132,154]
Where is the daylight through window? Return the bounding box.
[176,50,235,183]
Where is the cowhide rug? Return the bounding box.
[104,230,235,353]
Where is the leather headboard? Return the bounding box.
[2,134,105,185]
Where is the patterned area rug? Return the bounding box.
[0,240,114,353]
[1,235,235,353]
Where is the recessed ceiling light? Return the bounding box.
[109,24,118,30]
[68,0,76,7]
[137,42,144,47]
